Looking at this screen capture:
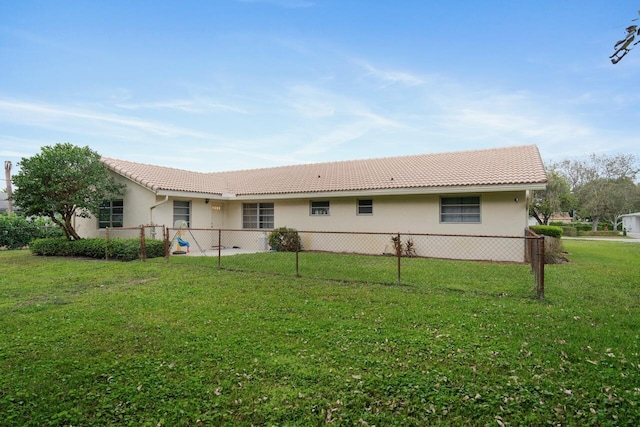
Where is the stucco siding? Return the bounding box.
[75,175,157,238]
[75,172,529,261]
[215,191,528,261]
[270,191,528,236]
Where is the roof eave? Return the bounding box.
[156,189,224,198]
[220,182,548,200]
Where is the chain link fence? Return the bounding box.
[163,227,545,298]
[2,221,546,297]
[103,225,166,261]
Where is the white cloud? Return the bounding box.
[115,99,247,114]
[0,99,215,140]
[353,59,425,87]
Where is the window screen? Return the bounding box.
[440,196,480,223]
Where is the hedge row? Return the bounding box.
[558,227,624,237]
[529,225,563,238]
[29,238,165,261]
[575,230,623,237]
[549,221,618,231]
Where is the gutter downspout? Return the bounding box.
[150,195,170,231]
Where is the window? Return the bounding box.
[357,199,373,215]
[440,196,480,223]
[243,203,274,229]
[173,200,191,227]
[310,200,330,215]
[99,200,124,228]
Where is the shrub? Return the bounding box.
[29,238,74,256]
[268,227,301,252]
[561,226,577,237]
[391,235,417,257]
[29,237,165,261]
[0,214,63,249]
[529,225,563,238]
[572,222,614,232]
[145,240,166,258]
[543,236,566,264]
[548,221,567,227]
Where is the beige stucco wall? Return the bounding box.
[75,171,530,261]
[266,191,528,236]
[216,191,529,261]
[74,175,156,238]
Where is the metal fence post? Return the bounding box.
[537,236,545,299]
[296,231,300,277]
[105,227,110,261]
[164,226,169,262]
[217,229,222,268]
[397,232,401,285]
[139,226,146,261]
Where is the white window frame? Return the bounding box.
[310,200,330,216]
[243,202,274,229]
[173,200,191,227]
[440,196,481,223]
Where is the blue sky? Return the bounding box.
[1,0,639,175]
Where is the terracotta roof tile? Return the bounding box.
[101,158,228,195]
[102,145,547,197]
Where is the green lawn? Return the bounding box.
[1,240,639,426]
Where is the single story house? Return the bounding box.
[75,144,547,261]
[621,212,640,233]
[0,192,9,214]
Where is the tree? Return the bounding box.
[11,143,125,240]
[601,177,640,230]
[575,178,613,230]
[553,153,639,192]
[529,169,575,225]
[610,10,640,64]
[553,153,639,231]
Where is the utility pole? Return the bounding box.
[4,161,12,215]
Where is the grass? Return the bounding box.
[0,240,639,425]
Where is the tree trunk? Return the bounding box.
[613,216,621,232]
[531,211,544,225]
[50,215,70,240]
[64,215,82,240]
[591,216,600,232]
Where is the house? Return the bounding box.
[621,212,640,234]
[0,192,9,214]
[549,212,573,224]
[76,145,547,261]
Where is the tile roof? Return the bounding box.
[102,144,547,197]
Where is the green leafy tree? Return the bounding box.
[11,143,125,240]
[575,178,612,231]
[575,177,639,231]
[601,177,640,230]
[553,153,639,230]
[530,169,575,225]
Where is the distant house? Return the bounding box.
[621,213,640,234]
[0,192,9,214]
[75,145,547,261]
[549,212,573,223]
